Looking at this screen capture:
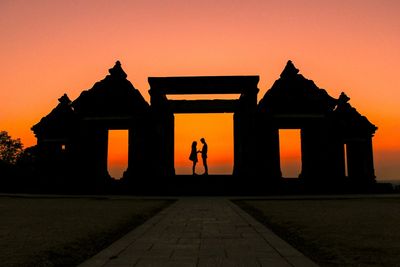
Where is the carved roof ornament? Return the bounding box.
[334,92,377,135]
[280,60,299,79]
[31,93,76,137]
[337,92,350,105]
[58,93,72,106]
[108,60,127,79]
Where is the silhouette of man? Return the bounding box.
[198,138,208,175]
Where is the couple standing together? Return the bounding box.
[189,138,208,175]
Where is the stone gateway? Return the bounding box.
[32,60,377,193]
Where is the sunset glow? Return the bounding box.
[1,1,400,180]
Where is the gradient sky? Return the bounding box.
[1,0,399,179]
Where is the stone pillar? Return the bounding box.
[347,137,376,183]
[323,123,346,181]
[233,89,258,176]
[365,137,376,181]
[149,89,175,176]
[302,123,345,185]
[165,113,175,176]
[234,113,256,176]
[99,128,109,178]
[89,127,108,179]
[256,119,281,180]
[74,124,109,191]
[152,111,175,176]
[301,126,325,182]
[269,127,281,179]
[233,113,241,176]
[125,117,145,178]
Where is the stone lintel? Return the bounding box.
[169,99,239,113]
[148,76,259,95]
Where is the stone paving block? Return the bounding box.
[286,256,319,267]
[152,242,199,250]
[200,238,225,249]
[219,233,242,239]
[140,248,173,259]
[198,256,226,267]
[178,237,202,245]
[226,248,280,259]
[134,258,170,267]
[105,256,139,266]
[198,248,226,257]
[223,240,268,251]
[103,264,135,267]
[123,241,153,251]
[240,231,261,238]
[181,232,201,238]
[258,257,292,267]
[198,256,260,267]
[166,259,198,267]
[118,248,148,258]
[170,248,199,259]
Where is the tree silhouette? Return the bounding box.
[0,131,23,165]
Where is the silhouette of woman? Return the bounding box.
[189,141,198,175]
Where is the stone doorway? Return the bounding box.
[148,76,259,176]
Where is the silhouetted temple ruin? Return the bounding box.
[32,60,377,192]
[257,61,377,186]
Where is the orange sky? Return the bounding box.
[1,0,399,180]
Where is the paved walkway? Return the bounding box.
[79,198,318,267]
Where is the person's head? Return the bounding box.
[200,138,205,144]
[192,141,197,148]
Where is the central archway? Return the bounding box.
[148,76,259,176]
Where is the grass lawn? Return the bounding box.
[235,197,400,267]
[0,196,174,267]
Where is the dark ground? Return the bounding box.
[0,196,173,267]
[235,196,400,267]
